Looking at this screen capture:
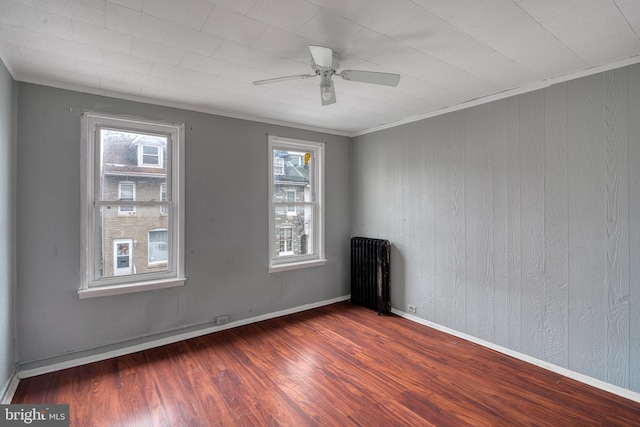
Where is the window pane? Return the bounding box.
[273,149,309,202]
[99,206,170,278]
[273,207,313,258]
[100,129,167,202]
[273,149,313,258]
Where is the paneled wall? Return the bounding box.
[352,64,640,393]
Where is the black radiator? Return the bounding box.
[350,237,391,315]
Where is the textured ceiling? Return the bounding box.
[1,0,640,135]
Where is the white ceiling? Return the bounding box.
[1,0,640,136]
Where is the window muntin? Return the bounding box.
[268,136,325,271]
[80,113,185,296]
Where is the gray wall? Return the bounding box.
[17,83,351,368]
[352,63,640,393]
[0,58,17,397]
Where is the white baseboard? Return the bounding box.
[18,295,350,380]
[1,371,20,404]
[391,308,640,404]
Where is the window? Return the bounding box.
[286,189,296,214]
[160,183,168,214]
[268,135,325,272]
[273,157,284,175]
[148,229,168,263]
[137,144,164,167]
[79,113,185,298]
[278,226,293,255]
[118,181,135,214]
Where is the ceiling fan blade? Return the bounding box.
[320,81,336,106]
[340,70,401,87]
[253,74,316,85]
[309,46,334,69]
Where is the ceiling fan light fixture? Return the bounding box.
[320,81,336,106]
[321,85,333,101]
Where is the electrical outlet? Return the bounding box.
[215,315,229,325]
[407,304,417,314]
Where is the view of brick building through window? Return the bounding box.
[272,149,312,259]
[100,129,169,278]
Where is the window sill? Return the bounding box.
[269,258,327,273]
[78,277,186,299]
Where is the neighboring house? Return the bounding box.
[273,150,311,258]
[101,130,168,278]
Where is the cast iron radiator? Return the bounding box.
[350,237,391,315]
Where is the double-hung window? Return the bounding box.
[278,226,294,255]
[118,181,135,214]
[138,144,163,167]
[79,113,185,298]
[268,135,325,272]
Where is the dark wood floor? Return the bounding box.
[12,302,640,426]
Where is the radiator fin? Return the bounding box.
[351,237,390,314]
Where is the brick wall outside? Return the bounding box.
[101,175,168,277]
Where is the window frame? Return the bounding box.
[268,135,326,272]
[79,112,185,298]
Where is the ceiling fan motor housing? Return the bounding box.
[311,47,340,71]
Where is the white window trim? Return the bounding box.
[268,135,326,272]
[79,112,186,298]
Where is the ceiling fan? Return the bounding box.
[253,46,401,106]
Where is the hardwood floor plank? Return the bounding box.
[12,302,640,426]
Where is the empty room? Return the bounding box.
[1,0,640,425]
